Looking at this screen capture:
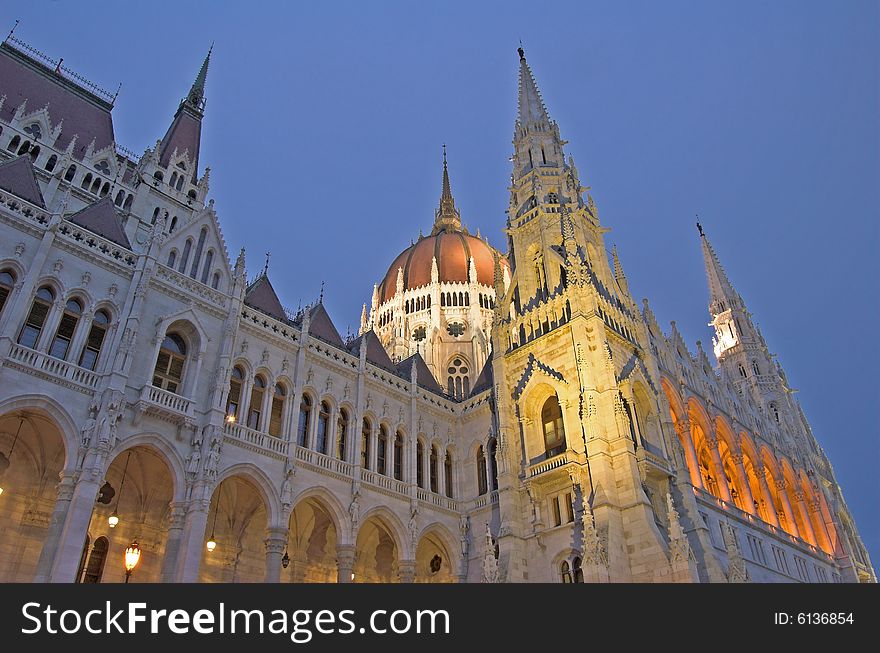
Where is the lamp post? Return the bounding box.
[109,450,132,528]
[206,480,222,553]
[124,540,141,583]
[0,417,25,496]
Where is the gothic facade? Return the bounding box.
[0,34,873,584]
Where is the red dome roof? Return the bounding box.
[377,230,506,304]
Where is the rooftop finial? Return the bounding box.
[696,215,704,237]
[186,43,212,111]
[5,19,19,44]
[518,39,525,61]
[433,144,461,234]
[319,280,325,304]
[262,251,270,276]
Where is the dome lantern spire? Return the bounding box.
[433,144,462,234]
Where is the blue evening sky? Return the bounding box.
[7,1,878,564]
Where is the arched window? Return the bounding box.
[377,425,389,475]
[152,207,161,225]
[752,361,760,376]
[336,409,349,460]
[81,173,92,190]
[247,375,267,429]
[738,364,746,378]
[416,440,425,488]
[167,250,177,268]
[268,383,286,437]
[178,238,193,273]
[123,194,133,211]
[152,333,187,394]
[114,190,125,206]
[361,418,371,469]
[100,182,110,197]
[572,556,584,583]
[176,175,184,192]
[440,293,446,307]
[446,357,470,400]
[77,309,110,371]
[18,286,54,349]
[316,401,331,454]
[541,395,566,458]
[488,437,499,491]
[81,536,109,583]
[90,177,101,194]
[560,560,572,583]
[297,394,312,447]
[430,445,439,493]
[64,165,76,182]
[170,172,178,188]
[28,145,40,161]
[153,170,164,183]
[445,450,453,498]
[189,227,207,279]
[7,135,21,151]
[476,446,488,495]
[45,154,58,172]
[211,272,221,290]
[0,269,16,317]
[393,431,404,481]
[200,250,214,285]
[75,535,90,583]
[226,366,244,421]
[49,298,83,359]
[169,216,178,233]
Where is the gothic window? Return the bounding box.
[45,154,57,172]
[152,207,161,224]
[7,135,21,151]
[188,190,197,200]
[476,445,487,495]
[75,535,90,583]
[153,171,163,183]
[564,491,574,523]
[81,173,93,190]
[212,272,221,290]
[446,357,470,399]
[95,160,111,175]
[114,190,125,206]
[170,172,178,188]
[100,182,110,197]
[738,364,746,378]
[551,496,562,526]
[152,333,187,394]
[560,560,572,583]
[64,165,76,182]
[446,322,465,337]
[189,227,207,279]
[412,326,426,342]
[0,270,15,317]
[268,383,286,437]
[18,286,54,349]
[541,394,566,458]
[440,293,445,307]
[167,250,177,268]
[394,431,404,481]
[752,361,760,376]
[24,122,42,140]
[200,250,214,285]
[316,401,331,454]
[90,177,101,194]
[337,409,349,461]
[226,366,244,420]
[169,216,178,233]
[430,444,439,493]
[81,536,109,583]
[178,238,193,274]
[488,437,499,491]
[49,298,83,359]
[361,418,371,469]
[77,309,110,371]
[124,194,133,210]
[377,424,389,475]
[445,450,453,498]
[572,556,584,583]
[247,375,267,429]
[416,440,425,488]
[297,394,312,447]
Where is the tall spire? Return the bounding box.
[433,144,461,234]
[516,47,551,129]
[185,43,212,112]
[698,222,740,316]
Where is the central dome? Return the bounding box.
[377,229,502,304]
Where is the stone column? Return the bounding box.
[754,466,780,528]
[264,527,289,583]
[808,498,833,554]
[290,549,309,583]
[675,420,703,489]
[775,479,800,539]
[336,545,356,583]
[730,453,756,515]
[160,502,188,582]
[33,472,77,582]
[48,473,102,582]
[173,494,211,582]
[793,492,818,547]
[398,559,416,583]
[706,437,732,502]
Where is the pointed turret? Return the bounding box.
[511,47,565,178]
[432,145,462,234]
[516,47,551,129]
[698,222,740,316]
[157,46,212,183]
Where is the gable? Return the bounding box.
[159,207,231,288]
[66,197,130,248]
[0,155,46,208]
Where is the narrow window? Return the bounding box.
[18,286,54,349]
[268,383,286,437]
[394,431,404,481]
[541,395,566,458]
[45,154,58,172]
[377,425,388,475]
[476,446,488,495]
[297,395,312,447]
[78,309,110,371]
[316,401,331,454]
[189,227,207,279]
[152,333,187,394]
[247,375,266,429]
[430,445,439,493]
[361,418,371,469]
[64,165,76,182]
[561,560,572,583]
[178,238,192,274]
[226,366,244,420]
[49,298,83,359]
[488,437,499,491]
[0,270,16,317]
[81,536,109,583]
[337,409,349,460]
[573,556,584,583]
[444,451,453,498]
[200,250,214,285]
[416,440,425,488]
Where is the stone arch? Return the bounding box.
[520,380,568,464]
[358,505,409,558]
[354,506,406,583]
[214,463,281,527]
[286,491,343,583]
[0,395,77,472]
[109,433,187,503]
[415,523,458,583]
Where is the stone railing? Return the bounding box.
[361,468,409,497]
[224,422,289,460]
[136,384,194,424]
[5,343,99,393]
[292,444,353,478]
[527,449,584,478]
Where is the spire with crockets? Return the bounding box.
[512,46,565,179]
[433,144,462,234]
[185,43,212,113]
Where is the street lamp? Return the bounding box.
[0,417,25,496]
[109,451,132,528]
[124,540,141,583]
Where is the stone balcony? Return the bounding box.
[134,383,195,428]
[527,448,586,483]
[4,343,100,394]
[224,422,289,461]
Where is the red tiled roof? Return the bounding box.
[0,155,45,207]
[66,197,131,248]
[0,43,115,162]
[244,274,286,322]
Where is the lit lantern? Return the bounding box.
[108,511,120,528]
[124,540,141,583]
[206,535,217,553]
